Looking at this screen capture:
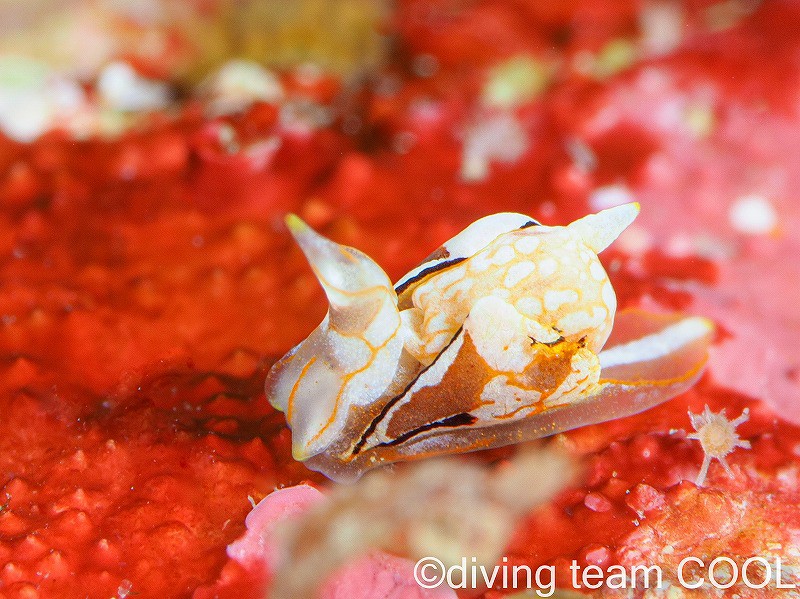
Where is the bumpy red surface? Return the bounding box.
[2,1,800,598]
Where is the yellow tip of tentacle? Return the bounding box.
[285,213,310,235]
[283,211,399,337]
[292,443,312,462]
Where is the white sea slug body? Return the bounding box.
[266,204,715,482]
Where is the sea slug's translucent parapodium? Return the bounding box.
[266,203,715,482]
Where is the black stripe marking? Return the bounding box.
[395,220,539,294]
[352,326,465,455]
[374,412,477,448]
[394,257,466,295]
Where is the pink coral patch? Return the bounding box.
[318,552,457,599]
[228,484,457,598]
[227,484,325,570]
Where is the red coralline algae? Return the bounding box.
[1,0,799,598]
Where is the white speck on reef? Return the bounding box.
[460,112,529,181]
[728,194,778,235]
[687,405,751,486]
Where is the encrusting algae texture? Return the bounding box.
[1,0,800,598]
